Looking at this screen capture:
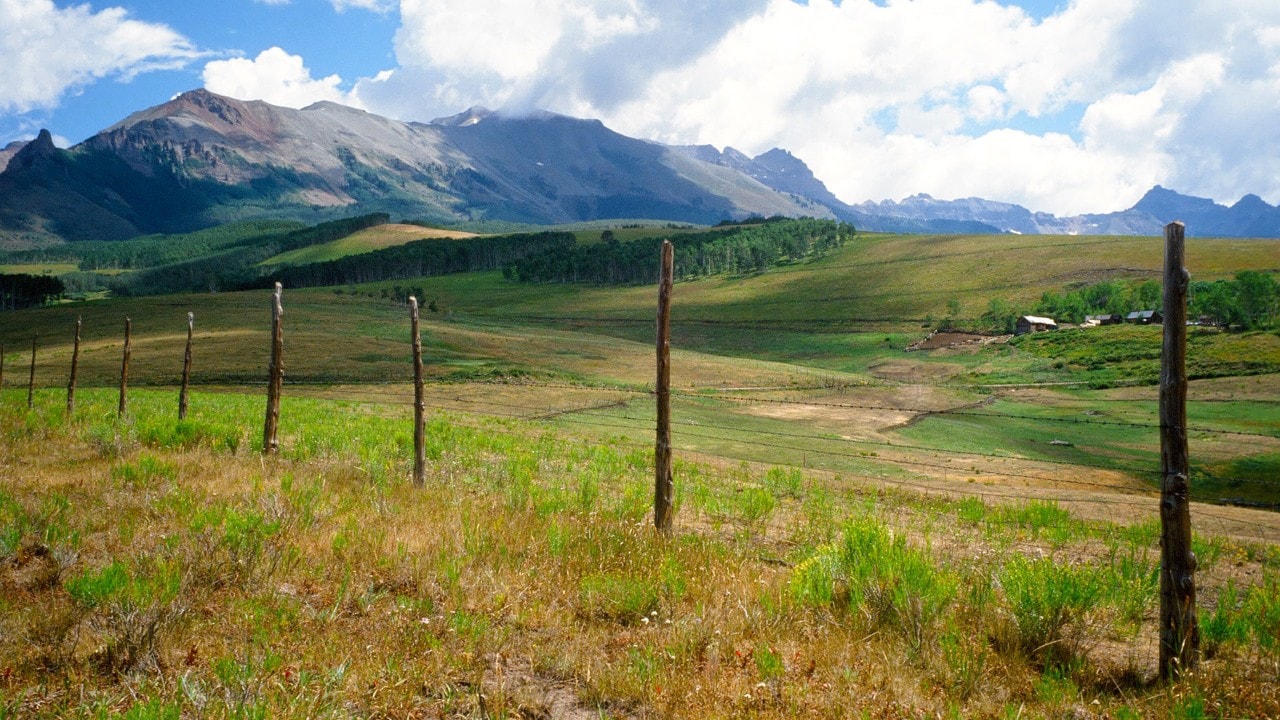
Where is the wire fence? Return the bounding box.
[1,274,1277,548]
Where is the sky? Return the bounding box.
[1,0,1278,216]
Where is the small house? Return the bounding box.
[1126,310,1162,325]
[1016,315,1058,335]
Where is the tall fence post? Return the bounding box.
[27,335,37,410]
[410,297,426,486]
[1,343,5,391]
[1159,220,1199,680]
[67,316,81,415]
[179,312,194,420]
[654,240,675,534]
[263,283,284,454]
[118,317,131,417]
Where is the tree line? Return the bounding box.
[109,214,393,296]
[506,218,854,284]
[5,220,303,272]
[1033,273,1278,329]
[0,273,65,310]
[267,232,576,288]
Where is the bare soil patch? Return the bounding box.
[907,331,1005,352]
[868,358,967,383]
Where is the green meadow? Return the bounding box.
[1,222,1278,717]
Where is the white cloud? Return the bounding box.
[331,0,394,12]
[502,0,1277,215]
[360,0,766,121]
[0,0,200,114]
[203,47,361,109]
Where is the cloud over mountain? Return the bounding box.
[339,0,1280,217]
[0,0,200,115]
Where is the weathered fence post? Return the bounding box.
[654,240,674,534]
[27,335,37,410]
[1159,220,1199,680]
[179,312,194,420]
[263,283,284,454]
[118,317,131,417]
[1,343,5,391]
[67,316,81,415]
[410,297,426,486]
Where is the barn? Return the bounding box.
[1083,314,1122,326]
[1015,315,1058,335]
[1126,310,1163,325]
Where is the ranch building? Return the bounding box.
[1126,310,1163,324]
[1015,315,1058,335]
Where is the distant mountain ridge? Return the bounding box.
[0,90,833,244]
[847,187,1280,237]
[1,89,1278,243]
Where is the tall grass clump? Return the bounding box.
[999,556,1106,666]
[791,516,955,656]
[65,557,187,674]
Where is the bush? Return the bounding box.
[791,517,955,655]
[1000,556,1105,665]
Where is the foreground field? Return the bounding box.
[2,388,1278,718]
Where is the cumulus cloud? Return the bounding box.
[0,0,200,114]
[356,0,767,121]
[349,0,1280,214]
[203,47,360,109]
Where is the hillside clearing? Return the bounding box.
[259,223,480,267]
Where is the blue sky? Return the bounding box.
[2,0,1278,216]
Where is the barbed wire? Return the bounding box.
[414,391,1279,493]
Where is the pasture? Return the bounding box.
[1,227,1278,717]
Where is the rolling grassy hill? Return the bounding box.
[1,227,1277,506]
[2,224,1279,717]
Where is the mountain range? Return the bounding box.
[2,89,1279,245]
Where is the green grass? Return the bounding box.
[1,386,1277,718]
[1,229,1277,511]
[0,262,80,275]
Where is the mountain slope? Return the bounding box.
[4,89,1278,243]
[0,91,831,244]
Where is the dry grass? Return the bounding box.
[1,388,1277,718]
[260,224,480,268]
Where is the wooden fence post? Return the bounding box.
[27,335,37,410]
[654,240,674,534]
[410,297,426,486]
[263,283,284,454]
[67,316,81,415]
[1,343,5,391]
[179,312,194,420]
[1159,220,1199,680]
[118,317,131,417]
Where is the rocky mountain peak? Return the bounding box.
[169,88,247,125]
[7,129,58,171]
[430,106,494,127]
